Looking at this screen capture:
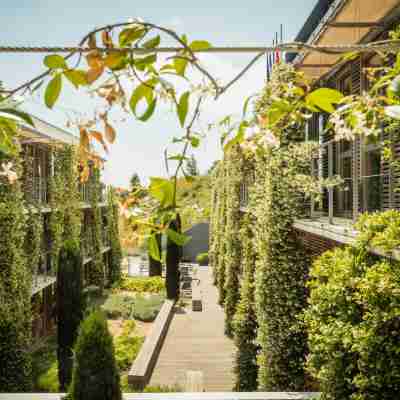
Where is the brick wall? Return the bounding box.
[295,228,343,259]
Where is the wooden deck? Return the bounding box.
[149,266,236,391]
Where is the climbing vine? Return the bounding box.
[0,147,32,391]
[49,145,81,271]
[223,145,244,337]
[232,212,258,392]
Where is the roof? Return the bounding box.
[286,0,337,63]
[19,114,79,145]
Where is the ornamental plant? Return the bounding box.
[69,311,122,400]
[305,212,400,399]
[107,187,123,284]
[57,241,84,391]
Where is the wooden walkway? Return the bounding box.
[149,266,236,391]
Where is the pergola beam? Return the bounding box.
[328,22,383,28]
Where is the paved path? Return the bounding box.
[149,266,236,391]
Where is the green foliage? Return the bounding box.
[305,211,400,400]
[45,73,62,108]
[196,252,209,265]
[32,334,58,392]
[223,145,244,337]
[57,243,84,390]
[254,143,310,391]
[101,293,136,319]
[48,145,82,272]
[113,320,144,371]
[118,276,165,294]
[232,213,258,391]
[132,294,165,322]
[37,361,59,392]
[88,167,105,289]
[148,177,174,209]
[69,311,122,400]
[107,188,123,284]
[0,150,32,392]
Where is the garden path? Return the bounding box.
[149,266,236,391]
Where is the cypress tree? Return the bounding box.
[0,154,32,392]
[57,242,83,391]
[149,232,162,276]
[107,189,122,285]
[166,215,181,300]
[69,311,121,400]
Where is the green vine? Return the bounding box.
[223,145,244,337]
[232,212,258,391]
[0,147,32,391]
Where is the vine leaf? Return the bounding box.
[119,27,145,47]
[148,233,161,261]
[64,70,87,88]
[45,74,62,109]
[177,91,190,127]
[89,130,108,153]
[0,108,34,126]
[44,55,67,70]
[138,98,157,122]
[105,123,116,143]
[190,136,200,148]
[149,177,174,208]
[143,35,161,49]
[129,81,156,116]
[104,52,127,70]
[306,88,344,113]
[166,228,191,246]
[173,58,188,76]
[189,40,211,51]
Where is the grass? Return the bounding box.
[32,334,59,392]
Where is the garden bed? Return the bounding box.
[32,276,166,393]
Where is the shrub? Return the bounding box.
[57,243,84,390]
[37,361,58,392]
[69,311,122,400]
[118,276,164,294]
[196,252,209,265]
[113,320,144,371]
[305,211,400,400]
[132,294,165,322]
[101,294,136,319]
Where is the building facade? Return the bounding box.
[19,115,114,339]
[289,0,400,258]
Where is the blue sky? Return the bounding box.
[1,0,318,187]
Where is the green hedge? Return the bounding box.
[305,211,400,400]
[118,276,164,294]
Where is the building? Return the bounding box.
[286,0,400,258]
[19,115,114,339]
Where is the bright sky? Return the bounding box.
[1,0,318,188]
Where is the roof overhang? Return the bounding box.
[291,0,400,81]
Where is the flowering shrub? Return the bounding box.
[305,211,400,400]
